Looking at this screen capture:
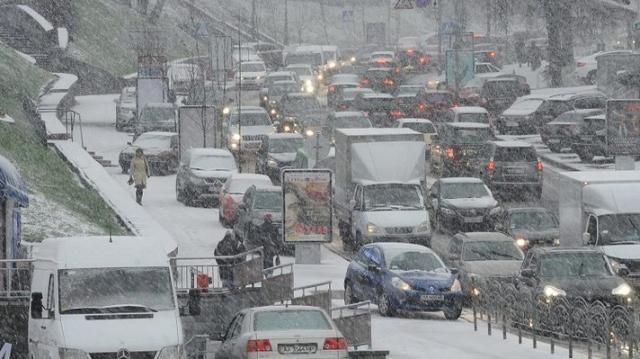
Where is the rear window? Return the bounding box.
[450,128,493,143]
[425,93,453,103]
[493,147,537,162]
[483,81,518,98]
[254,310,332,331]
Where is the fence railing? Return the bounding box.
[64,109,84,148]
[292,281,333,313]
[0,259,33,301]
[471,276,639,359]
[331,301,372,350]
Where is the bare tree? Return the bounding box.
[149,0,169,25]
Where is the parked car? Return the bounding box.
[175,148,237,206]
[431,122,495,177]
[360,67,400,93]
[429,177,501,233]
[255,133,306,183]
[540,109,604,153]
[224,106,274,153]
[353,92,396,127]
[344,243,464,318]
[570,114,607,162]
[336,87,374,110]
[234,185,283,249]
[414,89,455,121]
[215,305,348,359]
[219,173,273,227]
[445,232,524,296]
[133,103,177,138]
[115,86,136,131]
[573,50,632,84]
[119,131,178,175]
[495,207,560,251]
[259,71,298,107]
[327,73,360,108]
[396,118,438,157]
[235,60,267,89]
[482,141,544,199]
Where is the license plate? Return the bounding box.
[209,186,217,192]
[464,216,484,223]
[278,343,317,354]
[506,167,525,174]
[548,139,561,144]
[421,294,444,302]
[506,121,518,127]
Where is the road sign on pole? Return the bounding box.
[394,0,414,10]
[416,0,431,8]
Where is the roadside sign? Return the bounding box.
[606,99,640,155]
[445,50,475,89]
[416,0,431,8]
[282,169,333,243]
[440,21,460,35]
[634,20,640,31]
[394,0,414,10]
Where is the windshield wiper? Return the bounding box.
[101,304,157,313]
[60,307,104,314]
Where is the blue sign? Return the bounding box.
[416,0,430,8]
[440,21,460,34]
[342,10,354,22]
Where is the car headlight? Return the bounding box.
[270,109,277,115]
[440,207,455,215]
[157,345,185,359]
[232,133,241,141]
[612,283,633,296]
[515,238,529,248]
[283,125,291,132]
[317,73,324,80]
[489,206,502,215]
[391,277,411,291]
[222,107,230,115]
[263,96,268,101]
[267,159,278,168]
[59,348,90,359]
[328,61,337,69]
[450,279,462,292]
[552,238,560,246]
[415,220,431,233]
[472,287,481,296]
[305,85,315,94]
[350,56,356,62]
[230,143,238,149]
[305,129,315,137]
[367,223,379,234]
[543,285,566,297]
[256,75,262,80]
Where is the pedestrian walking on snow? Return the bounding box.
[129,148,150,205]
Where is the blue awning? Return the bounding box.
[0,154,29,207]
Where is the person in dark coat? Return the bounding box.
[528,41,542,71]
[215,231,246,288]
[257,214,282,271]
[515,37,526,67]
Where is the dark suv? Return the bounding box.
[431,122,495,177]
[570,114,607,162]
[480,78,520,116]
[540,109,604,153]
[234,185,284,250]
[481,141,544,199]
[255,133,305,183]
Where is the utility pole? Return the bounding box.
[386,0,391,47]
[284,0,289,45]
[251,0,257,40]
[237,28,243,172]
[486,0,492,37]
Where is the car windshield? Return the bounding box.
[462,241,523,261]
[229,178,271,194]
[286,97,321,112]
[287,53,322,66]
[451,128,493,143]
[510,211,558,231]
[359,97,394,111]
[511,99,544,112]
[494,147,538,162]
[425,93,453,103]
[133,134,172,149]
[230,112,271,126]
[458,113,489,124]
[59,267,175,313]
[441,182,490,199]
[269,83,299,96]
[540,253,612,278]
[240,63,265,72]
[386,250,445,272]
[269,138,304,153]
[401,122,436,133]
[190,154,236,171]
[363,184,424,210]
[141,107,174,123]
[254,191,282,210]
[343,89,373,100]
[334,116,371,129]
[598,214,640,244]
[287,66,313,77]
[254,310,332,331]
[395,86,422,96]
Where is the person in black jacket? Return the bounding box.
[257,214,282,271]
[215,231,246,288]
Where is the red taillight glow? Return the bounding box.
[361,79,370,85]
[446,148,454,158]
[535,160,544,171]
[246,339,272,352]
[383,78,395,85]
[489,51,496,58]
[394,67,401,74]
[391,110,403,118]
[419,56,428,65]
[323,337,347,350]
[417,103,426,112]
[486,160,496,171]
[376,58,387,64]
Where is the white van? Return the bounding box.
[29,236,183,359]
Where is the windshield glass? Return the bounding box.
[285,97,321,112]
[229,177,271,194]
[254,310,332,331]
[598,214,640,244]
[134,134,171,148]
[402,122,436,133]
[451,128,493,143]
[59,267,175,313]
[494,147,538,162]
[240,63,265,72]
[190,154,236,171]
[254,191,282,210]
[287,53,322,66]
[334,116,371,129]
[540,253,612,278]
[287,66,312,77]
[270,138,304,153]
[458,113,489,124]
[441,182,490,199]
[386,250,445,272]
[363,184,424,210]
[510,211,558,231]
[229,112,271,126]
[269,83,299,96]
[141,107,174,123]
[462,241,523,261]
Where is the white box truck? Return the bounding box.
[28,236,184,359]
[557,170,640,285]
[334,128,431,249]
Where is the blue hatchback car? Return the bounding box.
[344,243,463,319]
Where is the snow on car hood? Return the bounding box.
[60,310,182,352]
[239,71,266,78]
[270,152,297,163]
[502,107,537,117]
[463,260,522,277]
[365,209,428,228]
[230,125,273,136]
[393,270,453,291]
[511,229,559,242]
[601,244,640,261]
[191,169,236,179]
[442,197,497,209]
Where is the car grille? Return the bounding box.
[458,209,484,217]
[242,135,263,141]
[90,352,156,359]
[385,226,413,234]
[204,177,228,185]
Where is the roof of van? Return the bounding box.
[34,237,170,269]
[560,170,640,184]
[584,183,640,215]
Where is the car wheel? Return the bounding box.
[586,70,597,85]
[443,303,462,320]
[547,144,562,153]
[344,281,358,305]
[377,290,395,317]
[176,182,184,203]
[577,148,594,163]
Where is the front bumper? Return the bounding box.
[389,287,463,312]
[185,182,223,202]
[362,233,431,246]
[236,78,264,88]
[439,210,494,231]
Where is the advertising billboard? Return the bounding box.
[445,49,475,89]
[606,99,640,155]
[282,169,332,243]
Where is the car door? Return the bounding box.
[227,313,247,359]
[29,269,57,359]
[354,247,382,300]
[516,252,538,293]
[216,313,243,359]
[349,250,370,300]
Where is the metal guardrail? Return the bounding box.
[184,334,209,359]
[64,109,84,147]
[0,259,33,300]
[331,301,372,350]
[292,281,332,313]
[262,263,294,304]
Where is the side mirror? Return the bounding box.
[449,267,459,276]
[127,141,132,146]
[520,268,536,278]
[582,232,591,246]
[187,289,201,316]
[367,264,380,272]
[449,254,460,262]
[31,292,43,319]
[349,199,356,209]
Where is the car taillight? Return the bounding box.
[446,147,454,158]
[489,51,496,58]
[376,59,387,65]
[329,85,336,92]
[417,103,426,112]
[577,62,586,68]
[419,56,428,65]
[361,79,370,85]
[323,337,347,350]
[486,159,496,171]
[394,67,401,74]
[390,110,403,118]
[383,78,394,85]
[406,48,414,55]
[535,160,544,171]
[246,339,272,352]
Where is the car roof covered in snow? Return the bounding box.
[228,173,271,182]
[439,177,485,184]
[139,131,177,137]
[337,128,419,137]
[267,71,295,78]
[34,236,170,269]
[397,118,434,124]
[254,185,282,193]
[507,207,553,215]
[267,133,304,139]
[547,91,605,101]
[456,232,514,242]
[333,111,367,118]
[361,92,394,99]
[231,106,267,113]
[369,242,435,255]
[489,140,533,148]
[450,106,488,114]
[188,148,234,157]
[446,122,491,129]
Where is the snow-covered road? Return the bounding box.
[72,93,587,359]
